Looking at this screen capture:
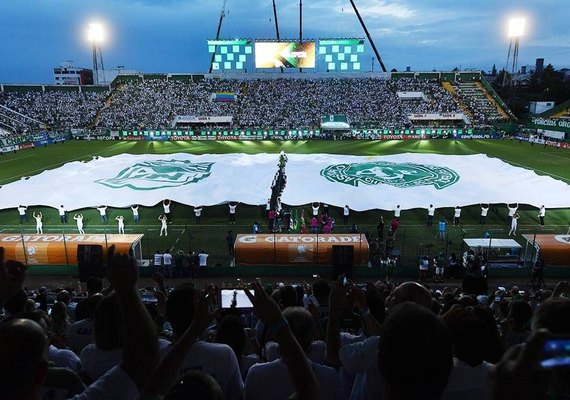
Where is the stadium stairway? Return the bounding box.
[442,81,474,121]
[475,81,510,120]
[89,84,119,128]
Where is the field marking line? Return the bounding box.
[170,228,187,252]
[0,154,36,164]
[539,152,569,160]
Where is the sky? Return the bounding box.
[0,0,568,83]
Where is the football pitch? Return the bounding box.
[0,138,569,274]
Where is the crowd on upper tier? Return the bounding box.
[0,77,506,133]
[1,245,569,399]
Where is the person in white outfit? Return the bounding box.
[158,215,168,236]
[33,212,43,234]
[509,213,520,236]
[74,214,85,234]
[115,215,125,234]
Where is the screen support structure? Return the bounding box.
[299,0,303,72]
[349,0,387,72]
[272,0,283,73]
[209,0,227,74]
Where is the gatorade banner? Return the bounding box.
[234,234,369,266]
[0,234,142,265]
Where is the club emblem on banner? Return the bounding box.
[320,161,459,189]
[96,160,214,190]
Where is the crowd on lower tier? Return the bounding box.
[1,245,569,399]
[0,77,506,134]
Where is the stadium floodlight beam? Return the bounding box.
[502,17,525,89]
[88,23,106,85]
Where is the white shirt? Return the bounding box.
[344,206,350,216]
[116,217,124,227]
[508,205,518,217]
[18,206,26,215]
[246,358,340,400]
[194,207,202,216]
[48,345,82,373]
[539,207,546,217]
[394,207,401,218]
[441,359,493,400]
[59,207,66,216]
[97,207,107,216]
[198,253,208,266]
[163,253,173,266]
[480,206,488,217]
[131,206,139,216]
[163,202,171,213]
[312,204,320,216]
[428,206,435,216]
[70,366,138,400]
[81,339,171,381]
[171,341,244,400]
[454,208,461,218]
[339,336,381,400]
[511,215,519,227]
[229,204,237,214]
[67,319,94,355]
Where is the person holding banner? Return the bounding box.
[163,199,172,223]
[131,205,140,225]
[509,213,520,236]
[74,214,85,234]
[453,206,461,227]
[33,211,43,234]
[311,202,320,217]
[158,215,168,236]
[507,203,518,226]
[58,205,67,224]
[116,215,125,234]
[480,204,489,224]
[394,205,401,221]
[17,205,28,224]
[538,205,546,226]
[228,202,239,224]
[194,206,203,224]
[97,205,108,224]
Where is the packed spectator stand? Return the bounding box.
[0,75,510,135]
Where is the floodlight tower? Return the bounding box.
[88,23,105,85]
[502,17,525,88]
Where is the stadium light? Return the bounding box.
[87,23,105,43]
[507,17,525,38]
[87,22,106,85]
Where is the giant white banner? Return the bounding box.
[1,152,570,211]
[0,153,276,210]
[281,153,570,210]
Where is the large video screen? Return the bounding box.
[255,42,316,68]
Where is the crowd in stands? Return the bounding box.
[0,91,105,130]
[1,244,569,399]
[0,76,507,133]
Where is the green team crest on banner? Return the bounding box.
[96,160,214,190]
[320,161,459,189]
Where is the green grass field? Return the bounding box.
[1,139,569,273]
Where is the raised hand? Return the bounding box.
[0,247,27,306]
[106,245,138,294]
[244,281,283,328]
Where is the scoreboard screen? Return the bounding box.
[255,42,316,68]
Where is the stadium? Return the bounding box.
[1,1,570,399]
